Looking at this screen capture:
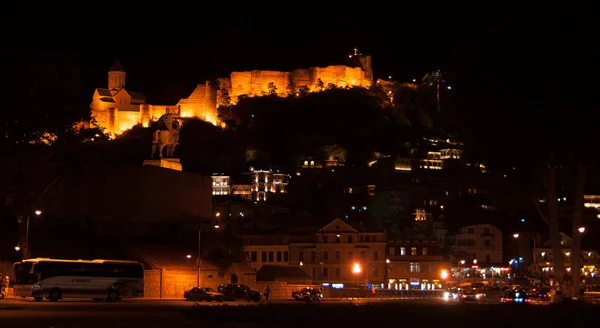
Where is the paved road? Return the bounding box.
[0,297,448,327]
[0,295,593,328]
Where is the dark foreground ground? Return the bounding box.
[0,298,597,328]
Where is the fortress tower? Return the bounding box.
[108,60,126,91]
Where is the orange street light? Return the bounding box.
[352,262,362,274]
[441,269,449,279]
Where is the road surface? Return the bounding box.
[0,295,590,328]
[0,297,448,327]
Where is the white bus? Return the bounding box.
[13,258,144,302]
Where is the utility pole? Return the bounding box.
[197,228,202,287]
[23,216,31,260]
[320,227,324,286]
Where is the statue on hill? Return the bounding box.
[151,111,183,158]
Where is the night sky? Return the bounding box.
[12,9,494,105]
[2,7,587,107]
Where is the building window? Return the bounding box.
[251,251,257,262]
[484,228,490,234]
[389,247,395,255]
[400,247,406,256]
[347,235,353,243]
[299,251,304,261]
[335,267,340,277]
[361,251,366,260]
[268,252,274,262]
[277,251,282,262]
[311,252,316,261]
[348,251,353,259]
[262,252,267,262]
[373,251,379,260]
[467,240,475,246]
[323,268,328,277]
[323,236,328,243]
[312,268,316,279]
[410,263,421,272]
[411,247,417,256]
[422,248,427,256]
[323,251,328,260]
[467,228,474,234]
[335,251,340,260]
[283,251,289,262]
[484,240,491,247]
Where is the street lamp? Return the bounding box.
[196,222,220,287]
[459,260,465,287]
[385,259,391,289]
[512,233,520,270]
[14,244,20,252]
[186,254,192,259]
[21,209,42,259]
[578,227,586,233]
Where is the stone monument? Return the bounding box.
[143,108,184,171]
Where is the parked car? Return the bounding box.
[217,284,262,302]
[458,288,487,304]
[500,288,531,304]
[292,287,322,302]
[184,287,225,302]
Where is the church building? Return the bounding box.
[90,60,218,137]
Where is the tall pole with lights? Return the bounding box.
[513,233,520,272]
[195,212,221,287]
[19,210,42,260]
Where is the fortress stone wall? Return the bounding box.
[219,58,373,105]
[176,82,218,125]
[91,56,373,135]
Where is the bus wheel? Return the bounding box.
[34,297,43,302]
[107,290,119,302]
[49,288,61,302]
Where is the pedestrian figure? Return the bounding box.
[263,285,270,302]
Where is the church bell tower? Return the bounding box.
[108,60,126,91]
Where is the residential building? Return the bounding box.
[386,239,451,290]
[249,169,290,202]
[455,223,503,266]
[289,218,386,286]
[212,175,231,196]
[243,245,290,272]
[533,232,599,278]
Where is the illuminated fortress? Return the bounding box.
[90,52,373,136]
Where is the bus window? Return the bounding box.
[13,262,34,284]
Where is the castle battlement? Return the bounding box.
[90,54,373,136]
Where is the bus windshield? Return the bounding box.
[13,262,35,285]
